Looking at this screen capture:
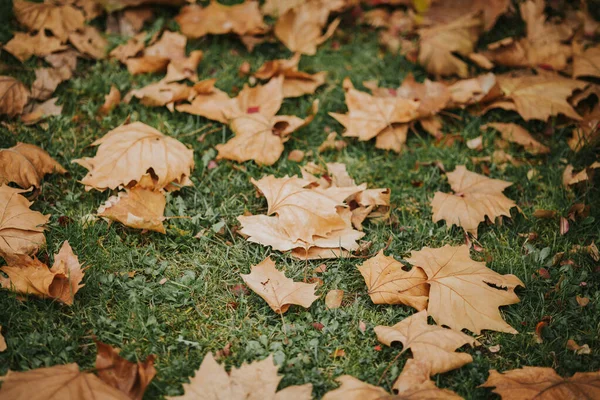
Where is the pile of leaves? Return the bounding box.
[0,0,599,399]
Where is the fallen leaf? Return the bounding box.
[482,122,549,154]
[3,31,67,62]
[0,363,129,399]
[325,289,344,309]
[287,149,304,162]
[126,80,195,109]
[95,341,156,400]
[574,44,600,79]
[0,185,49,259]
[392,359,463,398]
[31,64,73,101]
[73,121,194,191]
[0,326,6,352]
[406,244,524,334]
[566,339,592,355]
[0,142,66,189]
[110,32,146,63]
[431,165,517,237]
[1,241,84,305]
[175,1,267,39]
[69,26,108,59]
[97,187,167,233]
[481,367,600,399]
[563,161,600,186]
[489,344,501,353]
[568,104,600,152]
[358,250,428,310]
[467,135,484,150]
[176,79,233,123]
[254,53,327,98]
[274,1,340,55]
[241,257,318,314]
[167,353,312,400]
[446,73,501,107]
[99,86,121,115]
[21,97,63,125]
[0,76,29,118]
[13,0,85,41]
[375,310,479,375]
[318,132,347,153]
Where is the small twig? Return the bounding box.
[377,349,406,385]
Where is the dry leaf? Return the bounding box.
[126,80,195,109]
[73,122,194,191]
[241,257,319,313]
[0,326,5,352]
[466,136,483,150]
[97,187,166,233]
[481,367,600,399]
[0,185,49,259]
[176,79,233,123]
[110,33,146,63]
[21,98,63,125]
[431,165,517,237]
[287,149,304,162]
[484,73,587,121]
[31,64,73,101]
[418,13,482,77]
[95,341,156,400]
[447,73,501,107]
[482,123,550,154]
[175,1,266,39]
[0,76,29,118]
[563,161,600,186]
[358,250,428,310]
[325,289,344,309]
[392,359,463,398]
[4,31,67,62]
[99,86,121,115]
[318,132,347,153]
[274,1,340,55]
[254,54,327,98]
[13,0,85,42]
[1,241,84,305]
[167,353,312,400]
[574,44,600,79]
[375,310,479,375]
[406,244,524,334]
[576,295,590,307]
[568,104,600,152]
[566,339,592,355]
[0,142,66,189]
[0,363,129,399]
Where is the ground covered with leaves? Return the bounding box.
[0,0,599,399]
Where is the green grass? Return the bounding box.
[1,1,599,399]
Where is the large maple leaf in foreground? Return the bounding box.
[431,165,517,237]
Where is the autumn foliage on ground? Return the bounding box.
[0,0,599,399]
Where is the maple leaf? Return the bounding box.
[97,187,167,233]
[417,12,482,77]
[1,241,85,305]
[562,161,600,187]
[274,1,341,55]
[176,79,234,123]
[175,1,267,39]
[329,81,419,146]
[375,310,479,375]
[168,353,312,399]
[483,73,587,121]
[0,76,30,118]
[13,0,85,42]
[21,98,63,125]
[406,244,524,334]
[392,359,463,399]
[110,32,146,63]
[0,185,49,259]
[423,0,510,31]
[254,53,327,98]
[30,64,74,101]
[573,44,600,79]
[358,250,429,310]
[126,80,195,110]
[227,76,285,120]
[73,122,194,191]
[0,142,66,189]
[3,31,67,62]
[69,26,108,59]
[431,165,517,237]
[95,341,156,400]
[481,367,600,399]
[482,123,550,155]
[0,363,129,399]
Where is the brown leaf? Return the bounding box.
[69,26,108,59]
[431,166,517,237]
[1,241,85,305]
[287,149,304,162]
[176,79,233,123]
[574,44,600,79]
[110,32,146,63]
[392,359,463,398]
[576,295,590,307]
[99,86,121,115]
[3,31,67,62]
[0,363,129,399]
[176,1,267,39]
[325,289,344,309]
[446,73,501,107]
[563,161,600,186]
[566,339,591,355]
[0,326,5,352]
[95,341,156,400]
[254,54,327,98]
[21,98,63,125]
[241,257,318,314]
[126,80,195,109]
[318,132,347,153]
[481,367,600,399]
[0,142,66,189]
[482,123,549,154]
[14,0,85,42]
[274,1,340,55]
[358,250,428,310]
[31,64,73,101]
[73,122,194,191]
[0,76,29,118]
[98,187,166,233]
[406,244,524,334]
[568,104,600,152]
[0,185,49,259]
[167,353,312,399]
[375,310,478,375]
